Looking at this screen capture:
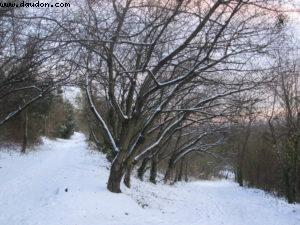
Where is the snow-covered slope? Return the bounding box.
[0,133,299,225]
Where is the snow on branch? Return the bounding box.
[85,75,119,154]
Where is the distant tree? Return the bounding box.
[56,101,76,139]
[267,51,300,203]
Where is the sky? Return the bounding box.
[286,0,300,36]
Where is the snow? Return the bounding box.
[0,133,299,225]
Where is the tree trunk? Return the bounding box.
[137,157,149,181]
[174,165,179,183]
[284,167,296,203]
[177,158,184,182]
[124,164,133,188]
[107,160,123,193]
[44,115,47,136]
[236,143,244,187]
[149,156,158,184]
[164,158,175,184]
[184,157,189,182]
[237,163,243,187]
[21,108,28,154]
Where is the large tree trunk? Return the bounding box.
[107,160,123,193]
[124,164,133,188]
[21,108,28,154]
[137,157,149,181]
[149,156,158,184]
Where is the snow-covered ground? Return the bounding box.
[0,133,299,225]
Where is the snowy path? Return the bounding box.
[0,133,299,225]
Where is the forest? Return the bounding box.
[0,1,300,222]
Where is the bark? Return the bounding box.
[174,166,179,183]
[149,156,158,184]
[44,115,48,136]
[236,115,253,187]
[237,163,244,187]
[137,157,149,181]
[107,159,123,193]
[284,155,297,203]
[184,157,189,182]
[177,158,184,182]
[284,169,296,203]
[21,108,28,154]
[164,158,175,183]
[297,164,300,200]
[124,164,133,188]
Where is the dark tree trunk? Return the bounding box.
[149,156,158,184]
[296,163,299,202]
[124,164,133,188]
[237,163,243,187]
[137,157,149,181]
[174,165,179,183]
[164,158,175,183]
[184,157,189,182]
[236,118,252,187]
[236,143,244,187]
[44,115,48,136]
[21,108,28,154]
[107,160,123,193]
[177,158,184,182]
[284,167,296,203]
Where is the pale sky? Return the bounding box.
[286,0,300,37]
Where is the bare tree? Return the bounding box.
[0,5,74,129]
[53,0,283,192]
